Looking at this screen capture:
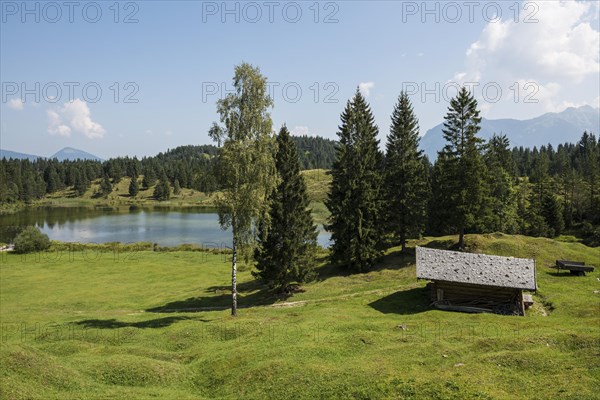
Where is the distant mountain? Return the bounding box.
[420,105,600,160]
[0,149,43,161]
[0,147,103,161]
[50,147,103,161]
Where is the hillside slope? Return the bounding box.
[1,234,598,399]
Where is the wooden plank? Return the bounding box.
[557,260,585,267]
[564,265,594,272]
[552,264,594,273]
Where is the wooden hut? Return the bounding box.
[416,247,536,315]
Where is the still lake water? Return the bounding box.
[0,206,332,248]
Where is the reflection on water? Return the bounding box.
[0,206,332,248]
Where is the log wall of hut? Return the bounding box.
[428,281,524,316]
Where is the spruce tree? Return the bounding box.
[173,179,181,195]
[129,176,139,197]
[541,191,564,237]
[142,164,156,189]
[254,126,318,292]
[384,92,429,252]
[429,155,452,235]
[436,87,485,250]
[326,89,383,272]
[99,175,112,198]
[153,174,171,201]
[73,170,89,196]
[483,134,519,233]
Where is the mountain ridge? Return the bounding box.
[0,147,103,161]
[420,105,600,160]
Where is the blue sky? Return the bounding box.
[1,0,599,158]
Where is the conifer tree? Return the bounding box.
[73,170,89,196]
[384,92,429,252]
[541,191,564,237]
[173,179,181,195]
[326,89,383,271]
[153,174,171,201]
[129,176,139,197]
[142,163,157,190]
[254,126,318,292]
[99,174,112,198]
[483,134,519,233]
[436,87,485,250]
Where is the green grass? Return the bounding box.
[301,169,332,225]
[1,234,599,399]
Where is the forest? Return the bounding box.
[1,110,598,250]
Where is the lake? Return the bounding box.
[0,206,332,248]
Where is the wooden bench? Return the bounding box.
[554,260,595,276]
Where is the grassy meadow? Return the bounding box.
[1,233,599,399]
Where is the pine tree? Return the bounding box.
[541,191,564,237]
[436,87,485,250]
[99,175,112,198]
[482,134,519,233]
[429,155,452,235]
[142,163,157,189]
[173,179,181,195]
[129,176,139,197]
[73,170,89,196]
[526,156,551,237]
[384,92,429,252]
[44,166,59,194]
[153,174,171,201]
[326,89,383,272]
[254,126,318,292]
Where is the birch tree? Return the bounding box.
[209,63,277,316]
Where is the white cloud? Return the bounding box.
[47,99,105,139]
[453,0,600,117]
[7,98,24,111]
[47,110,71,136]
[417,52,424,57]
[165,130,173,136]
[359,81,375,97]
[290,126,310,136]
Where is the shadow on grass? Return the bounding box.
[368,287,430,315]
[205,280,262,294]
[73,316,200,329]
[377,249,415,271]
[146,282,284,313]
[546,271,591,277]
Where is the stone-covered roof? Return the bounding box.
[416,247,536,290]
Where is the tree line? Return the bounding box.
[329,88,600,275]
[206,63,600,317]
[0,138,338,205]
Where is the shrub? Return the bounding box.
[582,223,600,247]
[13,226,51,254]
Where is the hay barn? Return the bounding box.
[416,247,536,315]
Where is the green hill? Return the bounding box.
[1,234,598,399]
